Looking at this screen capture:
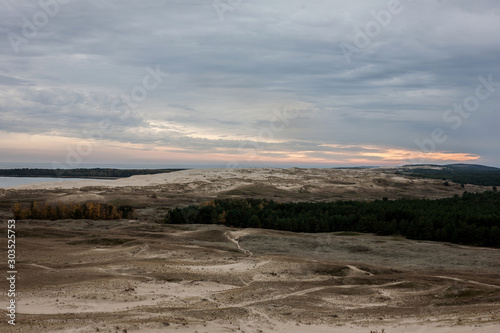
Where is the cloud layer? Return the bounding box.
[1,0,499,167]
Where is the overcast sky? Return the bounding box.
[1,0,499,168]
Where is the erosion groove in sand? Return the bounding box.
[0,167,498,332]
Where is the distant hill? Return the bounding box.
[403,163,500,171]
[398,164,500,187]
[445,163,500,171]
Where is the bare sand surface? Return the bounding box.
[0,219,497,333]
[0,167,498,332]
[117,322,500,333]
[3,167,488,204]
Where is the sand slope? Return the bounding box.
[1,168,498,332]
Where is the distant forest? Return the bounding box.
[400,164,500,186]
[166,191,500,248]
[0,168,185,178]
[12,201,136,220]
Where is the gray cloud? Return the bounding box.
[1,0,499,166]
[0,75,34,86]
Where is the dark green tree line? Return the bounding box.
[165,191,500,247]
[0,168,185,178]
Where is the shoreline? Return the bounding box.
[0,175,123,180]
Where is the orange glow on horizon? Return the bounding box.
[0,131,481,166]
[359,148,480,163]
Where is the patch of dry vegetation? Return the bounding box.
[11,201,136,220]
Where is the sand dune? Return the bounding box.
[1,168,498,332]
[5,167,487,203]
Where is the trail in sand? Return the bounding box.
[225,231,253,255]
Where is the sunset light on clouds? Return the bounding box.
[1,0,499,168]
